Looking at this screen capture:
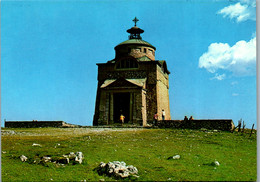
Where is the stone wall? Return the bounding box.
[146,83,157,122]
[155,119,234,131]
[98,91,107,124]
[5,121,65,128]
[115,45,155,60]
[141,89,147,126]
[134,91,144,125]
[156,65,171,120]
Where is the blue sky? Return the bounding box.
[1,0,256,127]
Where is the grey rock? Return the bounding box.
[75,152,84,164]
[209,160,220,166]
[213,161,220,166]
[62,152,84,164]
[2,130,16,136]
[127,165,138,174]
[97,161,138,179]
[168,155,180,160]
[133,175,140,178]
[20,155,28,162]
[172,155,180,159]
[42,156,52,163]
[100,162,106,168]
[69,152,76,158]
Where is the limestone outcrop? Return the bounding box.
[96,161,139,179]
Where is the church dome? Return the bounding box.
[115,39,156,50]
[114,17,156,61]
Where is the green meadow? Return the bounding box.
[1,128,256,181]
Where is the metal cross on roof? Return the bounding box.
[133,17,139,26]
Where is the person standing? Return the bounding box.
[120,114,125,126]
[153,112,158,125]
[162,109,166,120]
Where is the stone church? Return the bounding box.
[93,18,171,126]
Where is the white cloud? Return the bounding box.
[199,36,256,76]
[232,93,239,96]
[210,73,226,80]
[218,0,256,22]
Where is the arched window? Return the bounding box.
[116,58,138,69]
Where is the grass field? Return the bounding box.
[1,127,257,181]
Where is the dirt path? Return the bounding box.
[1,128,146,136]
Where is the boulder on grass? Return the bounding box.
[96,161,139,179]
[69,152,76,159]
[20,155,28,162]
[211,161,220,166]
[42,156,52,163]
[32,143,42,147]
[167,155,180,160]
[75,152,84,164]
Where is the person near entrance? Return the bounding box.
[153,112,158,126]
[120,114,125,126]
[162,109,166,120]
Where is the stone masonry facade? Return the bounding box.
[93,20,171,126]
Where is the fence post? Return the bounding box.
[249,124,255,137]
[238,121,242,132]
[242,121,246,133]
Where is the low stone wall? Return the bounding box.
[156,119,235,131]
[5,121,65,128]
[4,120,235,131]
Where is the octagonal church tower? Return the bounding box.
[93,18,171,126]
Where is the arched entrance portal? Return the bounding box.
[113,93,130,123]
